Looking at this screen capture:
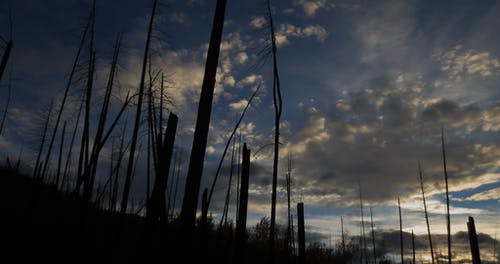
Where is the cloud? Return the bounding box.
[465,187,500,202]
[235,52,248,64]
[275,23,328,46]
[435,45,500,80]
[229,99,248,111]
[273,74,500,209]
[169,12,187,24]
[249,16,266,29]
[295,0,333,17]
[355,1,414,63]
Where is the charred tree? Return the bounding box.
[121,0,158,214]
[419,161,435,264]
[441,128,452,264]
[235,143,251,256]
[467,216,481,264]
[297,202,306,264]
[180,0,227,229]
[147,113,178,222]
[399,197,404,264]
[41,0,93,181]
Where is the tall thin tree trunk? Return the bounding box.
[341,216,346,256]
[235,143,251,259]
[0,11,13,82]
[419,161,435,264]
[61,100,83,191]
[399,197,404,264]
[360,184,368,264]
[0,82,11,136]
[286,153,292,253]
[180,0,227,229]
[370,207,377,264]
[41,0,93,181]
[121,0,158,214]
[441,128,452,264]
[236,131,241,222]
[267,0,283,259]
[34,98,54,179]
[55,121,67,188]
[412,229,416,264]
[297,202,306,264]
[220,137,236,228]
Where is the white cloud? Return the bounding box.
[249,16,266,29]
[295,0,332,17]
[465,187,500,202]
[229,99,248,111]
[235,52,248,64]
[236,74,264,88]
[435,45,500,80]
[276,23,328,46]
[207,145,216,154]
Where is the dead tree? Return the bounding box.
[147,113,178,222]
[441,128,452,264]
[0,10,13,81]
[399,197,404,264]
[121,0,158,214]
[370,207,377,264]
[81,34,123,202]
[55,121,66,188]
[0,82,11,136]
[267,0,283,259]
[180,0,227,228]
[235,143,251,260]
[467,216,481,264]
[419,161,435,264]
[297,202,306,264]
[33,98,55,179]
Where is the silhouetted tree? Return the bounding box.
[419,161,435,264]
[121,0,158,214]
[180,0,227,229]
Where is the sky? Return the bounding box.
[0,0,499,262]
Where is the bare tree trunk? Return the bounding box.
[219,136,236,228]
[180,0,227,229]
[441,128,452,264]
[360,185,368,264]
[419,161,435,264]
[34,98,54,179]
[0,40,12,81]
[370,207,377,264]
[286,153,292,253]
[297,202,306,264]
[206,86,260,217]
[412,229,416,264]
[147,113,178,222]
[121,0,158,215]
[55,121,66,188]
[267,0,283,259]
[467,216,481,264]
[341,216,346,256]
[61,100,83,191]
[399,197,404,264]
[235,143,251,260]
[41,1,93,181]
[0,82,11,136]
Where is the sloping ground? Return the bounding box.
[0,168,285,264]
[0,168,150,263]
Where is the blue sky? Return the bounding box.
[0,0,499,261]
